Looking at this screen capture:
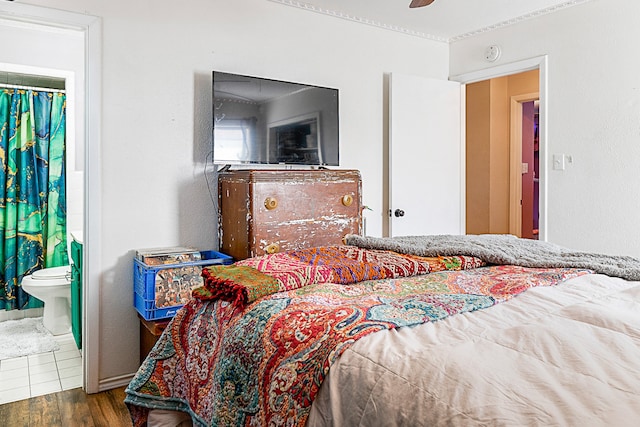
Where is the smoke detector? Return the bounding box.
[484,45,501,62]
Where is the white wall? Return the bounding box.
[450,0,640,258]
[18,0,449,383]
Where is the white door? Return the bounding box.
[389,73,463,237]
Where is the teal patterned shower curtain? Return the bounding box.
[0,88,69,310]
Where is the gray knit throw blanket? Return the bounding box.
[344,234,640,281]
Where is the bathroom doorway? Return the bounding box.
[0,3,102,395]
[0,35,84,404]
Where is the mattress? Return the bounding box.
[308,273,640,425]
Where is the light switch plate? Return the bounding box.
[553,154,565,171]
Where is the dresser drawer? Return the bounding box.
[251,180,357,223]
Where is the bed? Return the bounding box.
[125,234,640,426]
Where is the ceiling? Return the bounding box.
[267,0,592,42]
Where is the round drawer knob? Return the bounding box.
[264,197,278,210]
[265,242,280,254]
[341,194,354,207]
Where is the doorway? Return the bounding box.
[454,61,545,240]
[510,98,540,239]
[0,3,102,393]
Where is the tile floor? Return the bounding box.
[0,333,82,405]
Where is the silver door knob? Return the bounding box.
[394,209,405,218]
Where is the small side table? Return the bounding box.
[138,315,170,365]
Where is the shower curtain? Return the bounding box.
[0,88,69,310]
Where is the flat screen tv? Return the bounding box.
[212,71,339,166]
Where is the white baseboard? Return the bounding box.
[97,372,135,392]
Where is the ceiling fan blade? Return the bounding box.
[409,0,435,8]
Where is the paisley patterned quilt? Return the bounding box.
[125,248,591,426]
[196,246,486,308]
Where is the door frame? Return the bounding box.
[509,92,539,237]
[0,3,103,393]
[450,55,548,241]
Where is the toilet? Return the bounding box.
[21,266,72,335]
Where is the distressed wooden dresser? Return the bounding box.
[218,169,362,261]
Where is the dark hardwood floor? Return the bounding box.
[0,386,132,427]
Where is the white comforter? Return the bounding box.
[307,274,640,426]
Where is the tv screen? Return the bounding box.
[212,71,339,166]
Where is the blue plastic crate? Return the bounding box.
[133,250,233,321]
